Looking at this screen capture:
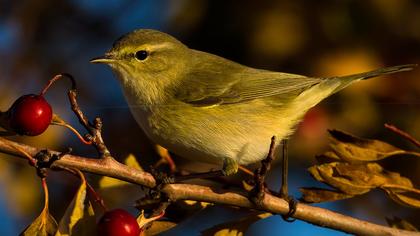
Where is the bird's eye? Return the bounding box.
[135,50,148,61]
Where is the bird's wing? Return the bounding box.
[174,51,322,106]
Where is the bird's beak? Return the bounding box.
[90,53,116,64]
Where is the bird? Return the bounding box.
[91,29,415,177]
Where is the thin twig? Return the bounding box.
[68,89,111,158]
[0,137,415,235]
[385,123,420,148]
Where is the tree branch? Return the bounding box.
[0,137,417,236]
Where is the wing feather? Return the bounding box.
[174,50,322,106]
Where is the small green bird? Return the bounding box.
[91,29,415,176]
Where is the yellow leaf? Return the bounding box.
[214,229,243,236]
[137,210,164,230]
[99,154,143,189]
[20,207,57,236]
[241,180,254,192]
[55,172,96,236]
[184,200,212,208]
[143,221,177,236]
[124,153,143,171]
[201,213,271,236]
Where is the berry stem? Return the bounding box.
[41,178,49,212]
[86,182,108,212]
[51,119,92,145]
[40,73,76,96]
[7,142,36,166]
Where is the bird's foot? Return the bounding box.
[249,136,277,208]
[280,193,298,222]
[278,139,297,222]
[150,167,175,191]
[248,179,267,208]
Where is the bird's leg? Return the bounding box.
[279,139,289,198]
[279,139,297,222]
[174,157,238,181]
[249,136,277,207]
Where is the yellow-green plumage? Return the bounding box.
[92,29,415,174]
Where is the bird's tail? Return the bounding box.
[292,64,417,112]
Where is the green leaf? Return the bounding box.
[20,208,58,236]
[55,173,96,236]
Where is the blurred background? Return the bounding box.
[0,0,419,235]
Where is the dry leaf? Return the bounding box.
[327,130,420,163]
[386,216,418,232]
[304,130,420,207]
[201,212,271,236]
[315,152,341,164]
[300,187,354,203]
[308,163,377,195]
[381,186,420,208]
[55,172,96,236]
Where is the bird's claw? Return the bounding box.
[150,167,175,190]
[249,183,266,208]
[281,195,297,222]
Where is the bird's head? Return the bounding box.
[91,29,189,104]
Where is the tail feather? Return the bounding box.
[293,64,417,112]
[337,64,417,81]
[329,64,417,94]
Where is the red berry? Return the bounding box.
[8,94,52,136]
[97,209,140,236]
